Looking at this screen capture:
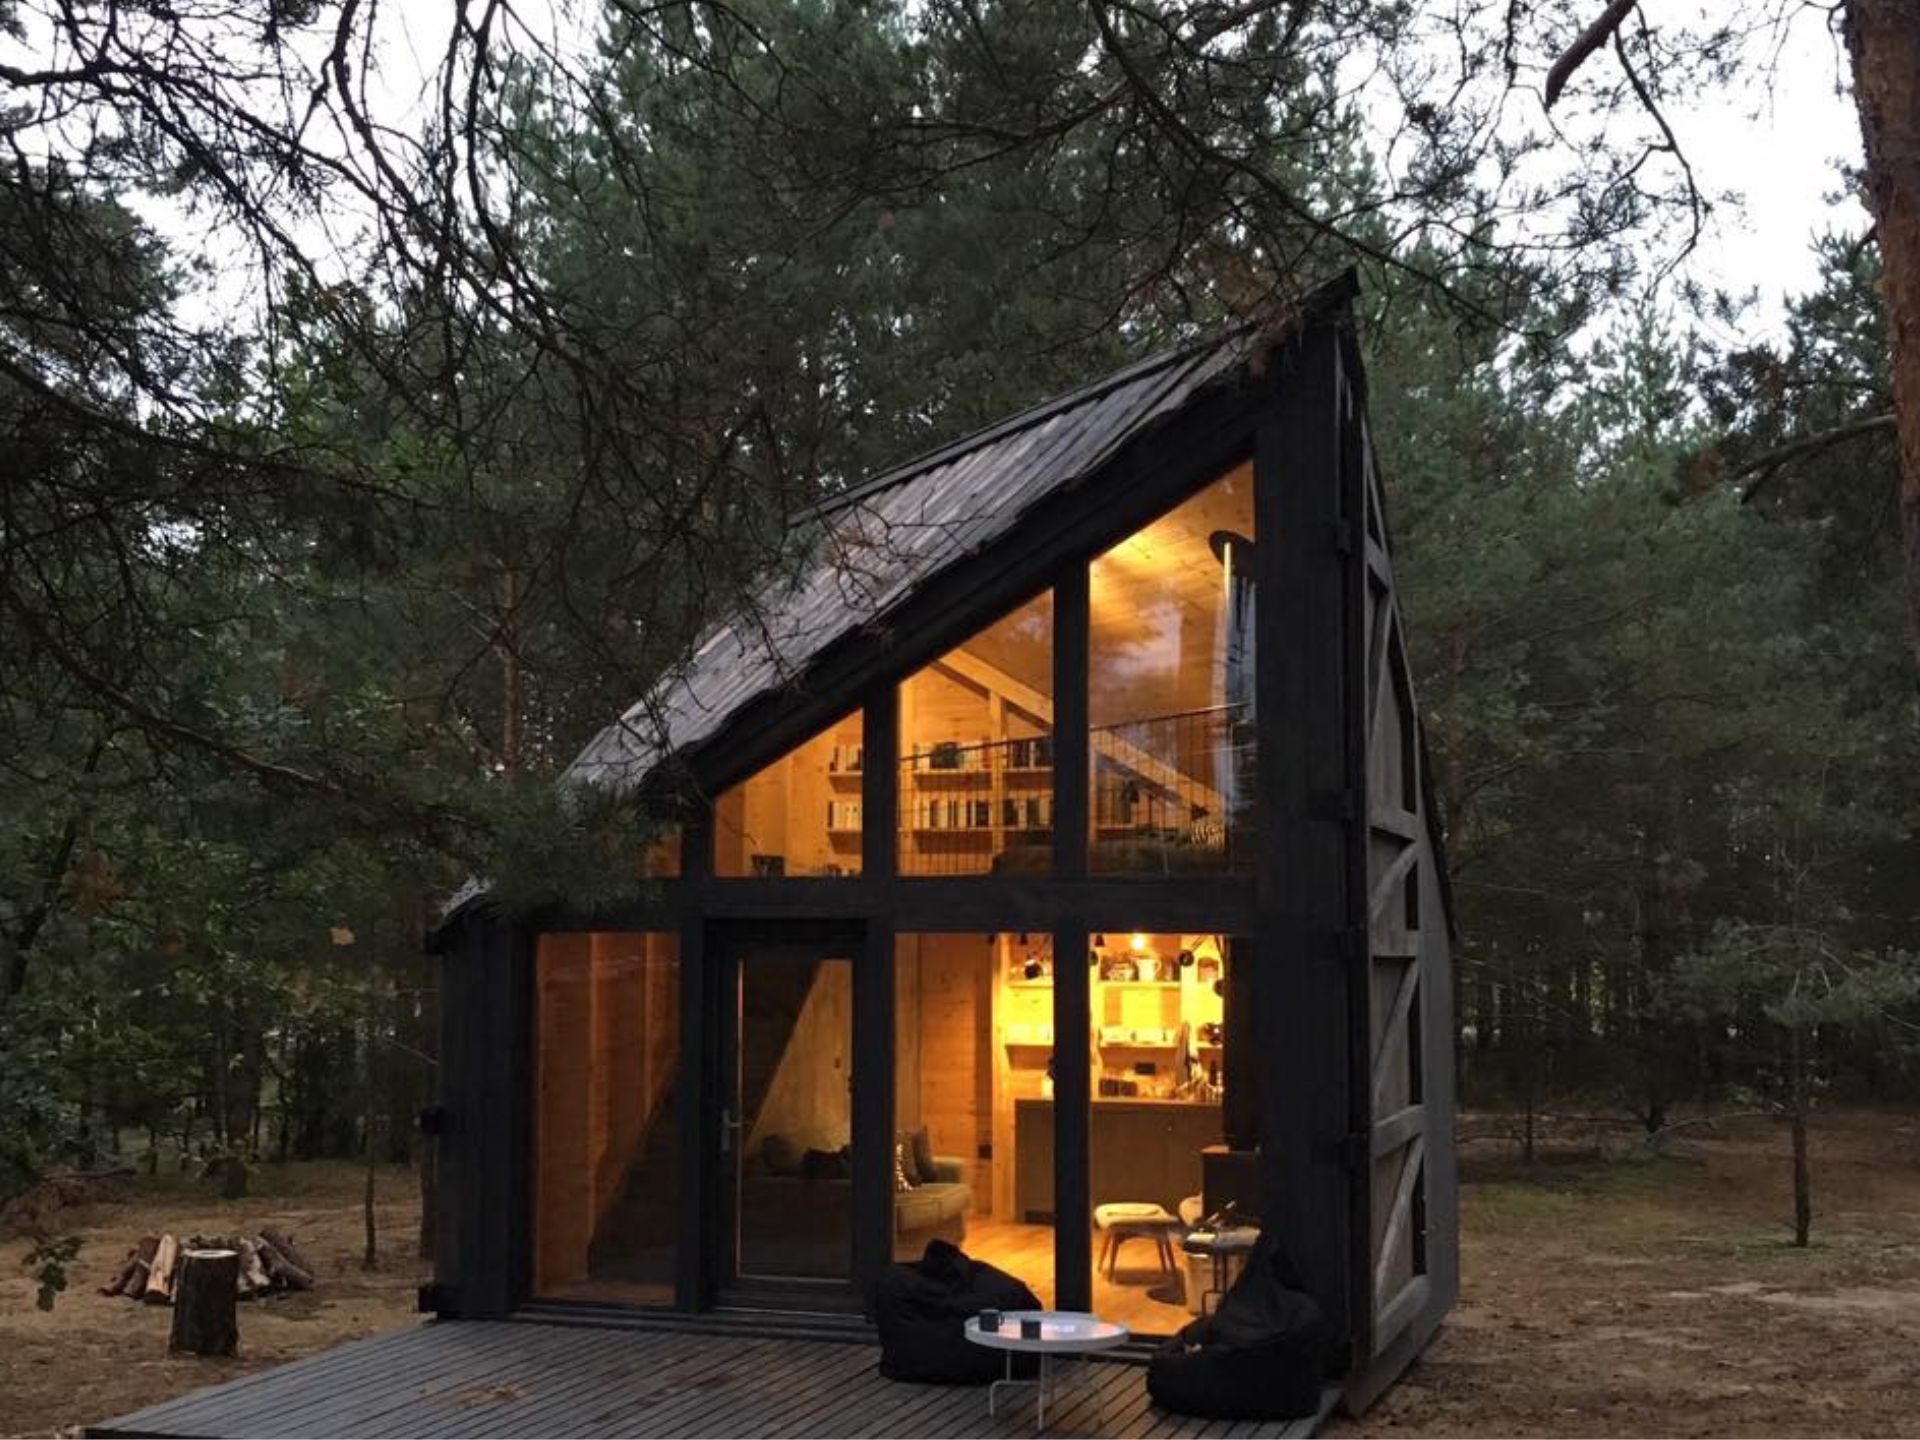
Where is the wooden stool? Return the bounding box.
[1093,1202,1179,1280]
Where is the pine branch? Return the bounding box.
[1735,413,1899,504]
[1544,0,1641,111]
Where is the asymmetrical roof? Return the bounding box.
[564,323,1275,793]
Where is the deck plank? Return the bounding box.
[85,1319,1328,1439]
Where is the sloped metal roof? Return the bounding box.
[563,324,1265,792]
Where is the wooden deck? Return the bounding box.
[86,1318,1329,1438]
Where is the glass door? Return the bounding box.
[723,943,857,1291]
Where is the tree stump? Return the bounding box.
[168,1249,240,1356]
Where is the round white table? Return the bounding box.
[963,1310,1130,1432]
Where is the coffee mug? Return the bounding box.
[978,1308,1002,1332]
[1020,1317,1043,1340]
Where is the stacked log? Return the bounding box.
[99,1229,318,1304]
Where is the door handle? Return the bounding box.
[721,1106,743,1155]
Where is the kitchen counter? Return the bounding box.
[1013,1098,1223,1219]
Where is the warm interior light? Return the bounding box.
[1130,933,1148,952]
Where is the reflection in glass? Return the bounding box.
[736,953,854,1281]
[532,931,680,1304]
[1088,464,1257,873]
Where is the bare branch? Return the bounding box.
[1544,0,1641,111]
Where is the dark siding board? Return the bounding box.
[676,911,710,1309]
[853,914,895,1298]
[1337,358,1375,1371]
[1053,922,1093,1311]
[1256,327,1357,1356]
[1053,563,1090,884]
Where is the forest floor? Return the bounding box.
[2,1111,1918,1437]
[0,1160,425,1438]
[1342,1106,1920,1438]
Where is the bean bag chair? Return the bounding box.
[873,1238,1042,1384]
[1147,1232,1329,1420]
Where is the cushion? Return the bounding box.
[894,1143,917,1192]
[910,1127,937,1186]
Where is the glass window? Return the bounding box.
[736,952,854,1281]
[894,933,1054,1306]
[1086,930,1239,1336]
[713,712,864,877]
[1088,464,1256,873]
[898,593,1053,876]
[532,931,680,1304]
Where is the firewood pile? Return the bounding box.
[100,1226,316,1303]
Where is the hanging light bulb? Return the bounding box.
[1130,933,1149,952]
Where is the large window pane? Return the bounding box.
[1085,930,1240,1336]
[737,953,854,1281]
[1088,465,1256,873]
[714,712,864,877]
[533,931,680,1304]
[898,593,1053,876]
[894,933,1054,1307]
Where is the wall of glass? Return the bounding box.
[894,932,1055,1306]
[897,593,1054,877]
[1087,464,1256,873]
[1083,929,1239,1336]
[532,931,680,1305]
[713,711,864,877]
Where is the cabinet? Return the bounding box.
[1012,1099,1223,1220]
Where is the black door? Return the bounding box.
[718,937,862,1300]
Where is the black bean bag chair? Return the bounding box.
[1147,1233,1330,1420]
[873,1238,1042,1384]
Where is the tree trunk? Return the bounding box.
[1846,0,1920,675]
[1788,1023,1812,1247]
[168,1249,240,1356]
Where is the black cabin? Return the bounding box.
[428,273,1458,1413]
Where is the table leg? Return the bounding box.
[1036,1353,1049,1432]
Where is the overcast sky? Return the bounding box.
[100,1,1871,351]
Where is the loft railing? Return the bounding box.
[1092,702,1254,874]
[894,702,1253,876]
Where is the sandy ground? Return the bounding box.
[1339,1109,1920,1438]
[1,1162,425,1438]
[5,1111,1919,1437]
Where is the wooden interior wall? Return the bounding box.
[895,934,995,1199]
[533,931,680,1296]
[990,934,1053,1219]
[744,959,854,1155]
[533,933,593,1293]
[714,714,863,877]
